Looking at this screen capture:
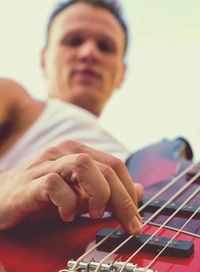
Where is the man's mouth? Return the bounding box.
[72,69,101,82]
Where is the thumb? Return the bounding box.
[134,183,144,203]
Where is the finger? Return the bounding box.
[22,173,78,222]
[20,146,66,175]
[47,153,111,219]
[134,183,144,202]
[96,162,142,234]
[31,146,65,165]
[42,140,141,209]
[49,154,142,233]
[56,142,143,232]
[57,141,142,206]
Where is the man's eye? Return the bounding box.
[63,37,84,47]
[98,41,115,53]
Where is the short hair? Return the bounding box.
[45,0,128,54]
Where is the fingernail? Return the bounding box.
[90,207,105,219]
[64,211,76,222]
[67,213,75,222]
[129,216,142,234]
[137,214,143,223]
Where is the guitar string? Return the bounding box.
[71,161,199,271]
[138,159,200,238]
[138,160,200,212]
[142,220,200,238]
[71,225,121,270]
[93,171,200,272]
[118,185,200,272]
[145,204,200,270]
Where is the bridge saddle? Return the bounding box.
[59,260,157,272]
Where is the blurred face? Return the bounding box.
[41,3,126,116]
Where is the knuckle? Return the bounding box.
[94,181,111,204]
[101,164,115,179]
[58,140,83,152]
[43,173,62,190]
[43,146,62,160]
[119,195,134,212]
[24,168,36,180]
[75,153,93,167]
[109,157,126,173]
[101,187,111,205]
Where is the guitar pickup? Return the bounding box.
[141,198,200,217]
[96,228,194,258]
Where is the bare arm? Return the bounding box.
[0,80,143,234]
[0,78,30,127]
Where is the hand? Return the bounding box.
[0,140,144,234]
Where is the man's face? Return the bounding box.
[42,3,126,116]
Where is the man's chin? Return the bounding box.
[69,93,102,116]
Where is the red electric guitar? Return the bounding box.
[0,137,199,272]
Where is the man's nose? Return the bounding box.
[77,40,101,63]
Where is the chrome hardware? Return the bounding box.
[58,260,157,272]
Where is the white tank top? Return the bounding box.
[0,98,131,170]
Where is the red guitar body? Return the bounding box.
[0,138,199,272]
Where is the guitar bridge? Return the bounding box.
[59,260,157,272]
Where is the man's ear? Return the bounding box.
[116,62,127,89]
[40,48,47,76]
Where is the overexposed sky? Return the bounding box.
[0,0,200,158]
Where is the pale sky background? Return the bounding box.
[0,0,200,159]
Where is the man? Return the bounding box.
[0,0,130,169]
[0,0,143,233]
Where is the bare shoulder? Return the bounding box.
[0,78,46,156]
[0,78,31,124]
[0,77,30,99]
